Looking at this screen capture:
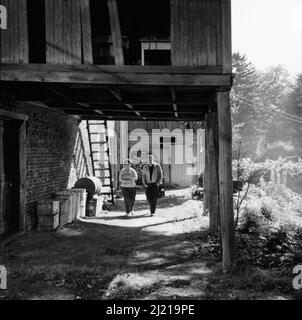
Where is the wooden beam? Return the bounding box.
[0,109,29,121]
[221,0,232,74]
[217,91,235,270]
[208,111,220,233]
[108,87,141,117]
[82,116,205,121]
[0,64,232,87]
[107,0,124,65]
[64,108,208,115]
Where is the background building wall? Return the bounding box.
[0,101,87,231]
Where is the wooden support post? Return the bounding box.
[217,91,235,270]
[208,111,220,233]
[0,120,5,236]
[203,120,209,215]
[107,0,124,66]
[19,121,26,232]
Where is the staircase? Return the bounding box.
[86,120,115,204]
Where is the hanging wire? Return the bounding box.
[232,93,302,125]
[234,92,302,122]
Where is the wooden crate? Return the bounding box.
[38,213,59,232]
[37,199,60,216]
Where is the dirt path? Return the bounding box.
[0,188,292,300]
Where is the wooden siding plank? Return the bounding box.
[9,0,18,62]
[191,0,199,66]
[53,0,61,64]
[198,0,207,65]
[170,0,177,65]
[45,0,54,63]
[74,0,82,64]
[107,0,124,65]
[208,0,217,66]
[221,0,232,73]
[19,0,29,63]
[80,0,93,64]
[216,0,223,65]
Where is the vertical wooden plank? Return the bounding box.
[64,0,72,64]
[217,91,235,270]
[221,0,232,73]
[80,0,93,64]
[216,0,223,66]
[9,0,18,62]
[74,0,82,64]
[170,0,177,65]
[198,0,207,65]
[0,120,5,236]
[19,121,27,232]
[191,0,199,66]
[45,0,54,63]
[107,0,124,65]
[54,0,63,64]
[19,0,29,63]
[208,0,217,66]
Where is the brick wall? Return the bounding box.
[0,100,89,231]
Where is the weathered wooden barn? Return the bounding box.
[0,0,235,268]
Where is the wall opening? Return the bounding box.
[27,0,46,63]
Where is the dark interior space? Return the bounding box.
[1,120,20,239]
[90,0,170,65]
[27,0,46,63]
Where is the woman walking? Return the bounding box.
[119,159,138,216]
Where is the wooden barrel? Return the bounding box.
[74,177,102,198]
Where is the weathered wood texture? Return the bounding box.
[0,120,4,236]
[217,91,235,270]
[207,111,220,233]
[0,0,28,63]
[80,0,93,64]
[171,0,222,67]
[45,0,93,64]
[203,124,209,213]
[107,0,124,66]
[0,64,232,87]
[221,0,232,73]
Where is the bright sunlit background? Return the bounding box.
[232,0,302,76]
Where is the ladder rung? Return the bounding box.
[89,131,106,135]
[91,142,107,145]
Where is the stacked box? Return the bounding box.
[37,199,60,232]
[54,192,73,227]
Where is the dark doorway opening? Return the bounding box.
[0,120,21,239]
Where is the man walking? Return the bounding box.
[142,154,163,216]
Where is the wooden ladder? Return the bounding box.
[86,120,115,204]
